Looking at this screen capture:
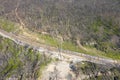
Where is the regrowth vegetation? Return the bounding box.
[0,0,120,59]
[70,61,120,80]
[0,17,18,32]
[0,36,51,80]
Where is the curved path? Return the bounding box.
[0,29,120,67]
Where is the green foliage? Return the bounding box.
[91,18,102,32]
[39,34,59,47]
[88,17,120,58]
[75,61,120,80]
[0,36,51,79]
[0,0,120,60]
[0,18,17,32]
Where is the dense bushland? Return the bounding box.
[0,0,120,57]
[70,61,120,80]
[0,36,51,80]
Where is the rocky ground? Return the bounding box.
[41,61,86,80]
